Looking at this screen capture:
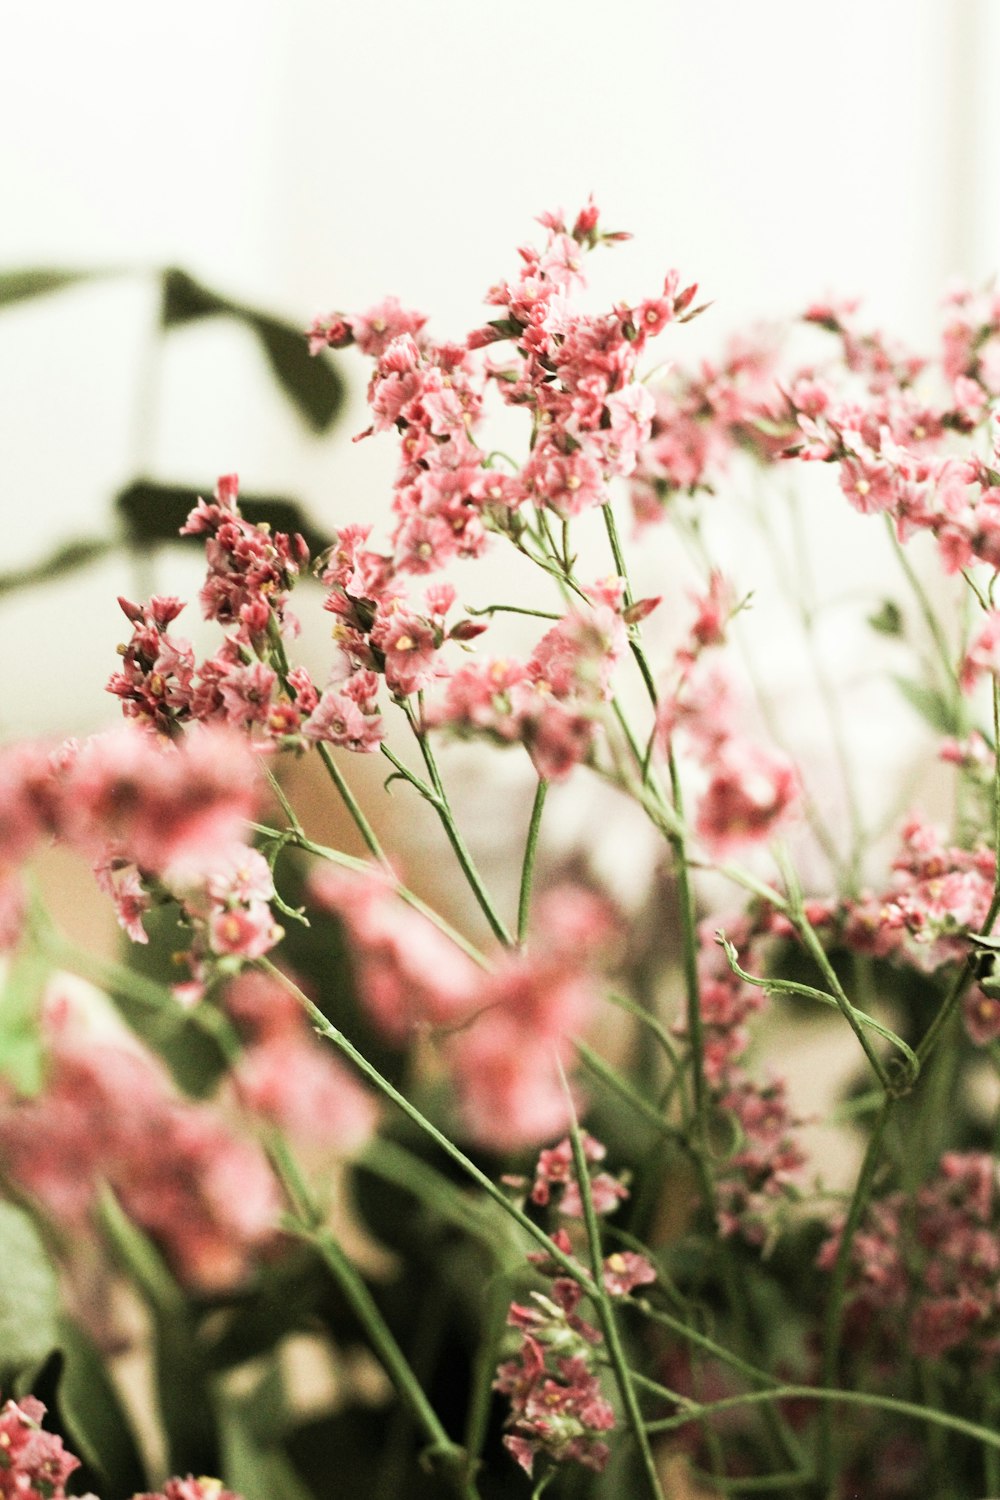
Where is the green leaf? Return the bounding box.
[54,1315,148,1500]
[98,1184,185,1315]
[867,599,904,636]
[0,268,108,308]
[252,313,345,433]
[0,537,116,599]
[891,675,963,735]
[160,268,345,432]
[98,1187,219,1478]
[115,481,333,560]
[219,1366,315,1500]
[0,940,49,1095]
[0,1201,59,1383]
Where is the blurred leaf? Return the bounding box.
[285,1409,387,1500]
[54,1315,148,1500]
[0,537,116,599]
[868,599,903,636]
[116,480,333,559]
[0,268,108,308]
[252,314,344,433]
[99,1188,218,1477]
[0,1201,59,1383]
[160,268,345,432]
[206,1248,327,1372]
[161,268,229,326]
[891,675,963,735]
[98,1184,185,1315]
[0,940,49,1095]
[219,1365,314,1500]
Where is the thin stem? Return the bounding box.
[562,1067,666,1500]
[646,1380,1000,1453]
[257,960,602,1296]
[816,1095,894,1488]
[401,701,513,946]
[886,517,963,703]
[268,1133,478,1497]
[667,743,708,1150]
[254,822,492,969]
[517,780,548,943]
[775,848,894,1092]
[315,742,389,865]
[573,1038,688,1150]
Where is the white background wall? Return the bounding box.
[0,0,997,736]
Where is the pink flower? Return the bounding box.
[62,726,261,881]
[0,1397,80,1500]
[308,866,480,1040]
[695,739,798,854]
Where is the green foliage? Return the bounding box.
[161,268,345,433]
[116,481,333,559]
[0,940,49,1095]
[0,1201,59,1385]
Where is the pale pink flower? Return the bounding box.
[695,738,798,854]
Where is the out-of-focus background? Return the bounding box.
[2,0,998,722]
[2,0,997,1246]
[2,0,998,918]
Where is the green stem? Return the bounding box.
[517,780,548,943]
[775,849,894,1092]
[816,1095,894,1489]
[314,742,389,865]
[563,1072,666,1500]
[267,1133,478,1497]
[257,960,602,1296]
[573,1039,688,1150]
[259,823,491,970]
[646,1381,1000,1453]
[402,702,513,947]
[666,743,708,1152]
[264,613,389,865]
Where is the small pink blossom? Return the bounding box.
[695,738,798,853]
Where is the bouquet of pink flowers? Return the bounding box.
[4,202,1000,1499]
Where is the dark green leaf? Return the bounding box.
[867,599,904,636]
[115,481,333,560]
[160,268,345,432]
[98,1184,185,1315]
[0,268,107,308]
[206,1249,327,1372]
[161,267,230,326]
[99,1187,218,1478]
[252,314,344,433]
[54,1315,148,1500]
[891,674,963,735]
[0,537,116,599]
[0,1201,59,1382]
[219,1366,314,1500]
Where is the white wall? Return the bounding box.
[0,0,995,734]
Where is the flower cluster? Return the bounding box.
[309,871,609,1149]
[656,578,799,854]
[820,1152,1000,1363]
[812,815,995,978]
[0,997,282,1292]
[0,1397,245,1500]
[0,1397,79,1500]
[0,726,267,963]
[495,1134,655,1478]
[690,922,806,1241]
[222,967,378,1160]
